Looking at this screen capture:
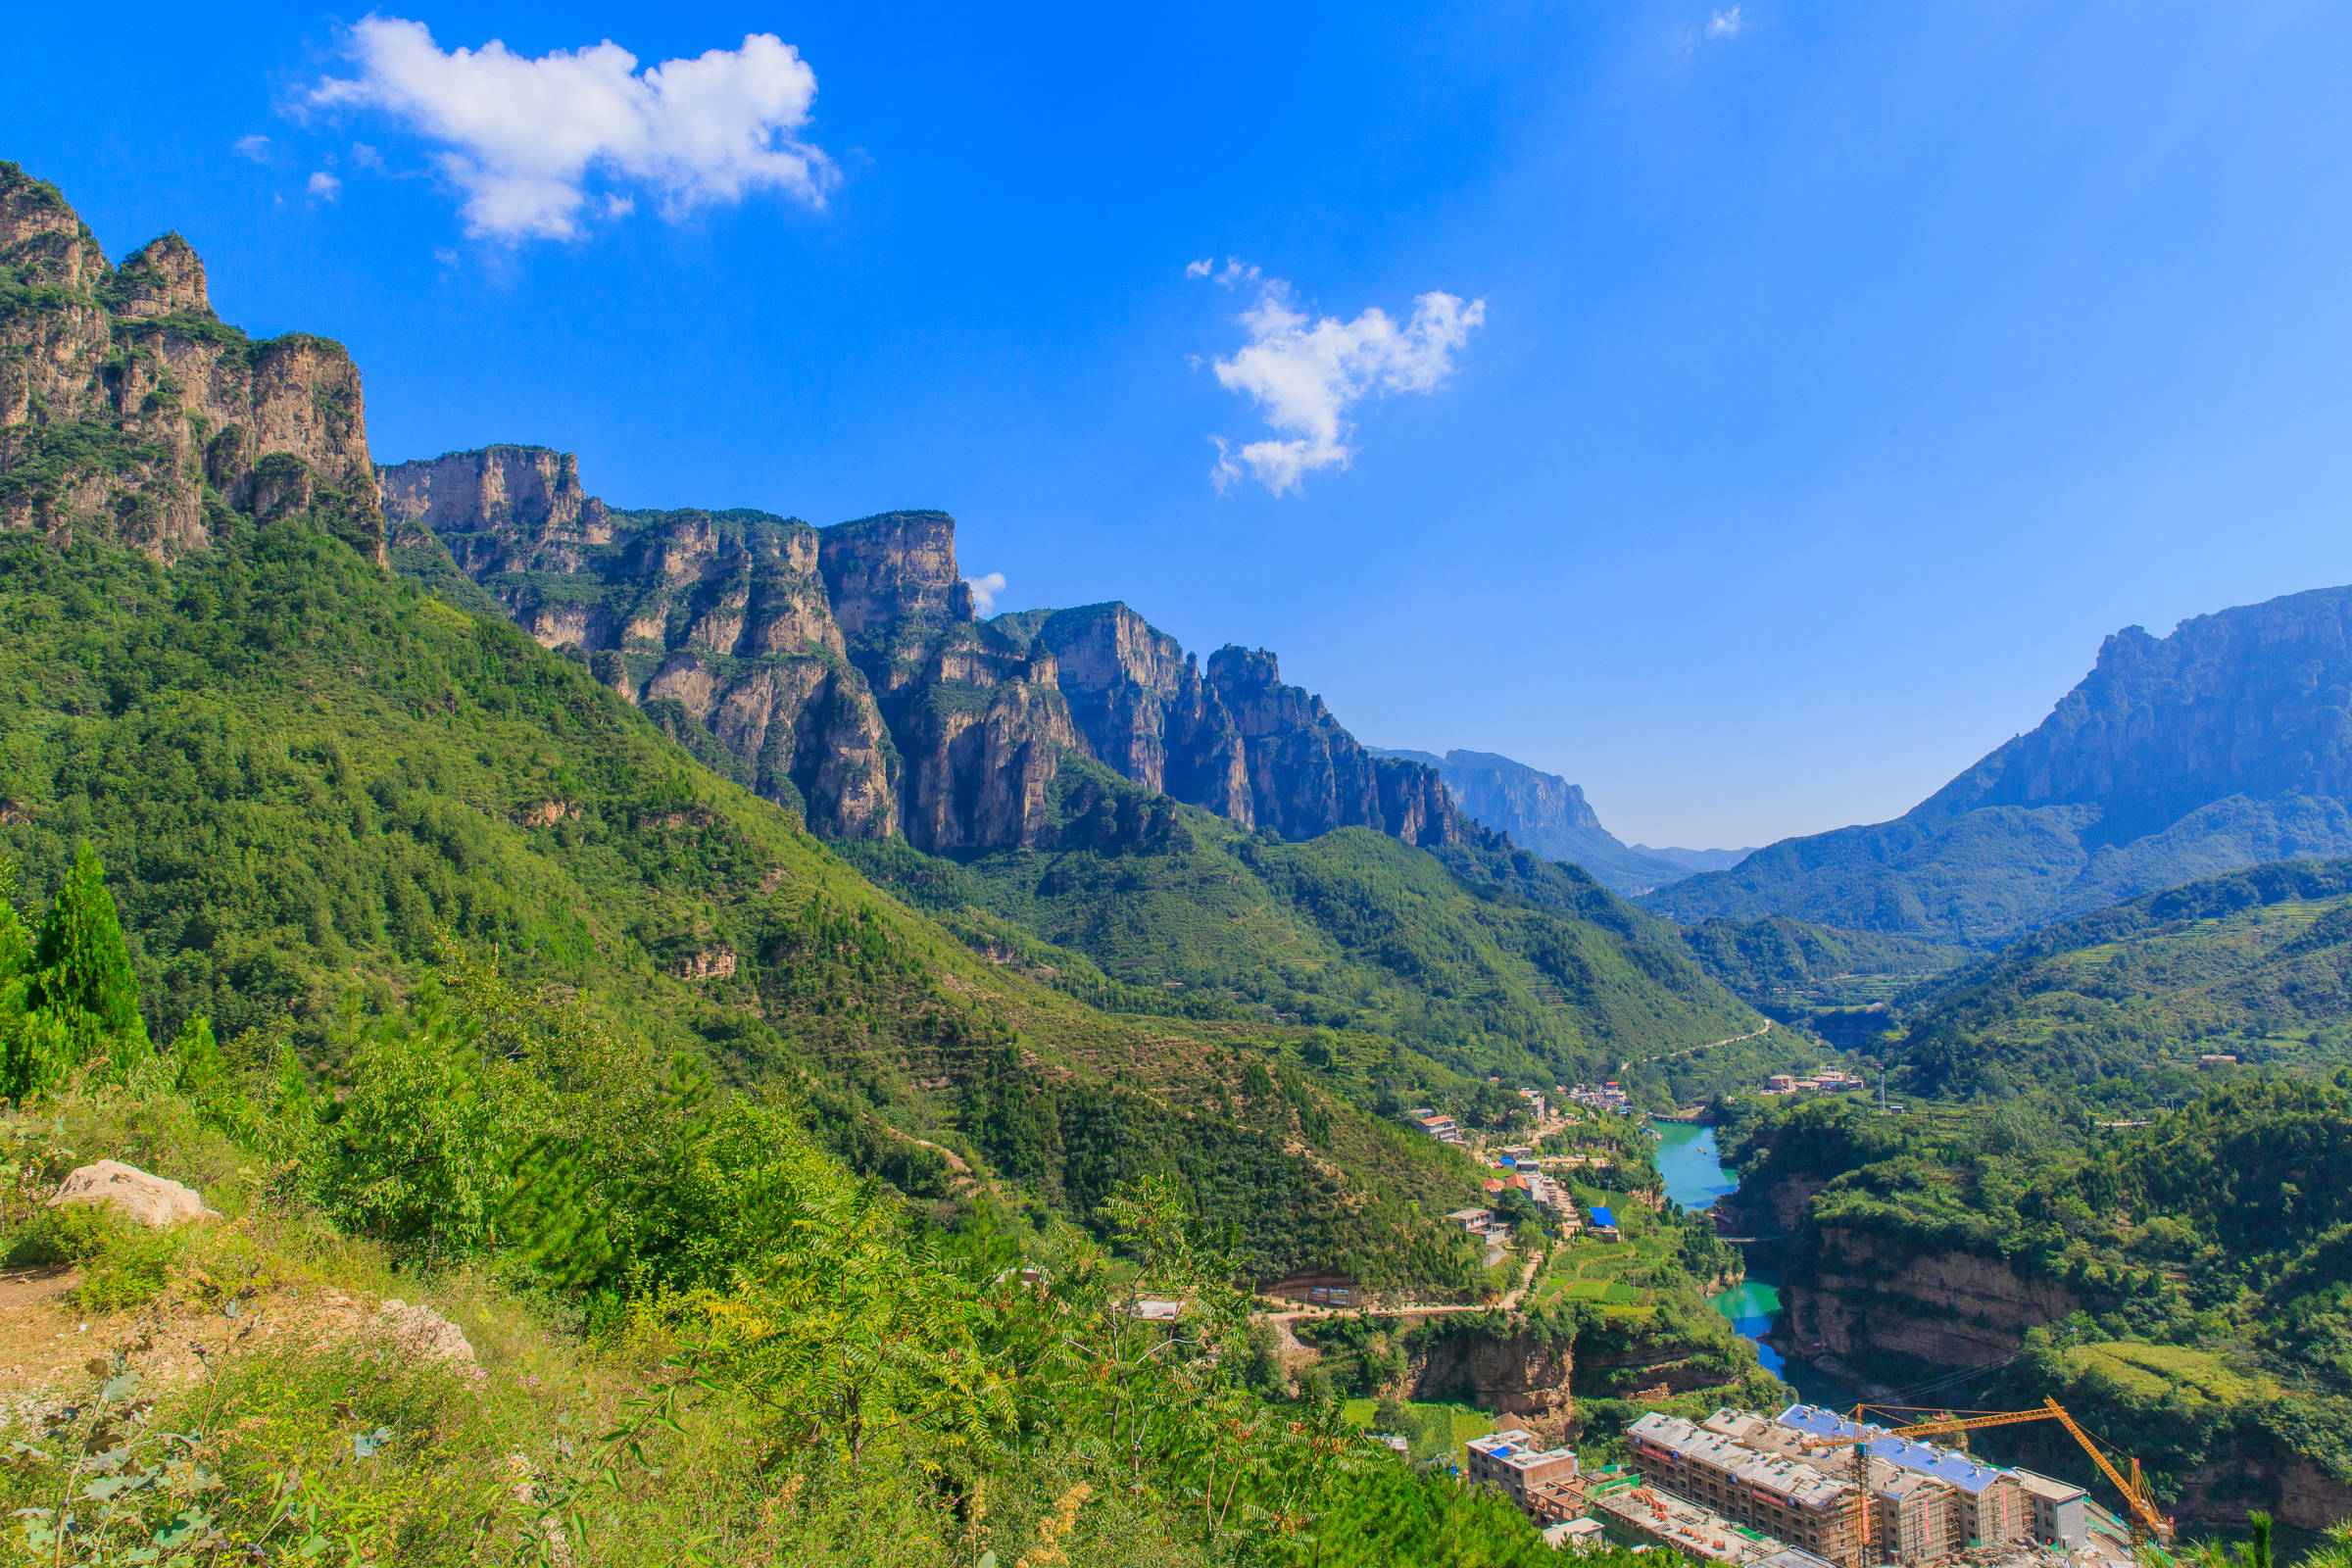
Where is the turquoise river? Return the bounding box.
[1649,1118,1788,1377]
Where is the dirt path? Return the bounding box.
[1259,1249,1543,1325]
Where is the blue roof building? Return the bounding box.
[1589,1204,1617,1228]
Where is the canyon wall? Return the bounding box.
[381,452,1475,856]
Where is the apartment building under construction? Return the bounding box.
[1626,1406,2095,1568]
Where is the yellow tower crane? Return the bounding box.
[1793,1397,2173,1566]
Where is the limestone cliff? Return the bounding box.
[377,461,1085,850]
[1002,603,1471,847]
[1372,748,1693,894]
[389,451,1475,857]
[0,163,382,562]
[377,446,898,838]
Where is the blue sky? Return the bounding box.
[12,1,2352,848]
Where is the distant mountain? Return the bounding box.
[1644,586,2352,946]
[1366,747,1697,894]
[1631,844,1755,874]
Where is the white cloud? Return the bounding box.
[1187,256,1261,289]
[309,171,343,202]
[1706,7,1748,38]
[965,572,1007,616]
[306,18,834,241]
[234,134,271,163]
[1201,276,1485,496]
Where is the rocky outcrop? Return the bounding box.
[1206,647,1465,845]
[46,1159,220,1227]
[382,449,1470,854]
[377,448,902,837]
[1375,748,1694,894]
[0,163,382,563]
[1779,1227,2087,1371]
[1400,1320,1575,1424]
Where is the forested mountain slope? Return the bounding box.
[1646,586,2352,945]
[1880,856,2352,1102]
[840,758,1786,1105]
[0,161,1502,1291]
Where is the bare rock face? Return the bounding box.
[1401,1320,1574,1423]
[817,511,973,634]
[1205,646,1465,846]
[0,162,383,563]
[1781,1227,2088,1369]
[46,1159,220,1227]
[380,447,1470,856]
[378,445,612,571]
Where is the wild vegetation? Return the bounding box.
[1877,858,2352,1106]
[0,907,1625,1566]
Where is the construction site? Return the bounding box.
[1585,1403,2166,1568]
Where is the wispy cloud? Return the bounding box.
[308,171,342,202]
[965,572,1007,616]
[1705,7,1748,38]
[1199,271,1485,496]
[1186,256,1261,290]
[305,18,834,241]
[234,134,272,163]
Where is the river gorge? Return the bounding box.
[1649,1117,1809,1389]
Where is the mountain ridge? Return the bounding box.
[1366,746,1750,893]
[1644,585,2352,945]
[377,447,1476,858]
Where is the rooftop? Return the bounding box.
[1772,1406,2011,1496]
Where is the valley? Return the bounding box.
[8,124,2352,1568]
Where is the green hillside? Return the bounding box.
[1677,913,1967,1010]
[1883,857,2352,1102]
[836,758,1777,1102]
[0,514,1501,1291]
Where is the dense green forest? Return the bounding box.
[1722,1087,2352,1524]
[838,759,1803,1109]
[1675,912,1967,1011]
[0,866,1637,1565]
[0,514,1503,1292]
[1876,858,2352,1105]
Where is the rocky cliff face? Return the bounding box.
[377,458,1087,850]
[1778,1227,2088,1375]
[1005,604,1470,847]
[378,447,902,838]
[1370,749,1693,894]
[1,163,382,562]
[388,459,1476,857]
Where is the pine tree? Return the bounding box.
[32,842,146,1041]
[0,860,32,1100]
